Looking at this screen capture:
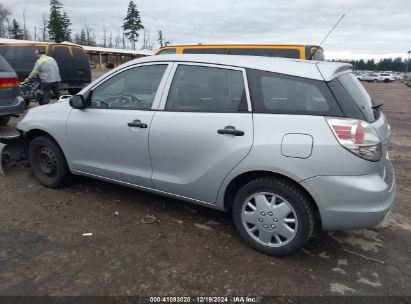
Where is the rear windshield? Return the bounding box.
[0,54,13,72]
[338,73,376,122]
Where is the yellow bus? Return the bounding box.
[156,44,325,60]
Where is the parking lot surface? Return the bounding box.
[0,81,410,296]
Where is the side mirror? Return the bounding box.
[69,95,86,109]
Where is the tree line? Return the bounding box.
[330,57,409,72]
[0,1,169,50]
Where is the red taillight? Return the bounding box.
[327,117,382,162]
[0,78,19,89]
[332,125,352,140]
[354,122,365,144]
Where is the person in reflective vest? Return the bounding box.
[25,49,61,105]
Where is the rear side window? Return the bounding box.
[157,48,176,55]
[183,48,228,54]
[0,54,14,72]
[0,46,16,61]
[166,65,247,112]
[52,46,71,63]
[247,69,342,116]
[72,48,89,66]
[228,48,300,58]
[16,46,45,61]
[337,73,376,122]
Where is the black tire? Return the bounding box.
[68,88,81,95]
[232,177,314,256]
[0,116,10,126]
[373,79,378,83]
[28,136,69,188]
[383,79,389,83]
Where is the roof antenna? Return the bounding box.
[309,13,346,60]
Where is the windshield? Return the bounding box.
[338,73,376,122]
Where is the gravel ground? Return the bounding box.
[0,81,410,296]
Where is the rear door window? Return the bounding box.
[337,73,376,122]
[247,69,342,116]
[165,65,247,112]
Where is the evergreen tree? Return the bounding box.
[47,0,72,42]
[61,11,71,41]
[122,1,144,50]
[74,29,87,45]
[365,59,376,70]
[10,19,23,39]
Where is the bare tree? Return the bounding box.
[0,4,10,38]
[5,17,11,38]
[141,29,155,50]
[22,6,27,40]
[114,32,122,49]
[102,21,107,47]
[84,22,96,46]
[41,13,48,41]
[108,32,113,48]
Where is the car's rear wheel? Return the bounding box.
[28,136,69,188]
[373,79,378,82]
[232,177,314,256]
[0,116,10,126]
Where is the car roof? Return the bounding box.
[123,54,351,81]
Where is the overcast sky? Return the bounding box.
[3,0,411,59]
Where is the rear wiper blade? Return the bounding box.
[372,103,384,110]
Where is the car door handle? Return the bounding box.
[127,120,147,128]
[218,126,244,136]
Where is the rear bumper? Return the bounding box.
[300,162,396,230]
[0,96,25,117]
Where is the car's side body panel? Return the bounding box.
[66,108,156,188]
[13,55,396,234]
[214,114,383,209]
[150,111,254,204]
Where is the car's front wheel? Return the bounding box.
[28,136,69,188]
[232,177,314,256]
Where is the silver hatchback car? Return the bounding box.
[0,55,396,255]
